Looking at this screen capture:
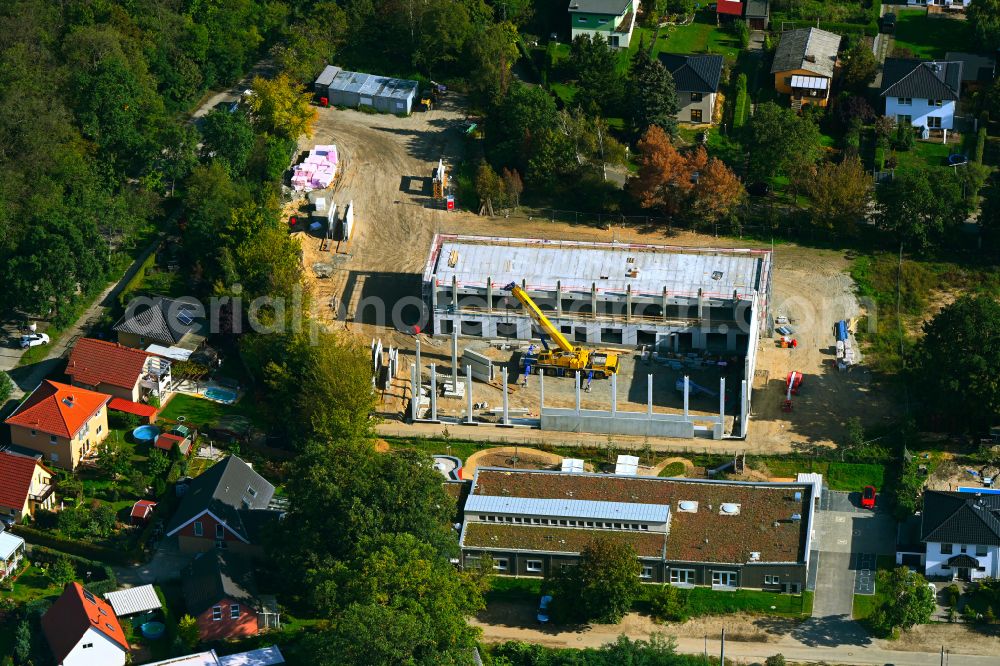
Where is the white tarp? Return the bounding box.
[615,455,640,476]
[219,646,285,666]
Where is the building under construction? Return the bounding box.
[421,235,773,438]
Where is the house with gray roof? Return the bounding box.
[920,490,1000,581]
[880,58,962,135]
[113,295,205,351]
[771,27,842,108]
[659,53,725,125]
[944,52,995,90]
[568,0,640,49]
[183,551,279,641]
[166,456,282,556]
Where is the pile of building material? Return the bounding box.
[834,320,855,370]
[292,145,338,191]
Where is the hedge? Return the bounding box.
[14,525,136,565]
[732,74,749,129]
[777,19,877,37]
[116,249,159,308]
[30,544,118,595]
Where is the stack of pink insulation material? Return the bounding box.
[291,144,338,191]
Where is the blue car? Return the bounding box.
[537,595,553,623]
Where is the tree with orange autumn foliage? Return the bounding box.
[628,126,744,226]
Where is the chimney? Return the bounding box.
[804,54,816,63]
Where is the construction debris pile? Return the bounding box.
[292,144,338,191]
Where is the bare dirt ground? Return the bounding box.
[296,98,895,454]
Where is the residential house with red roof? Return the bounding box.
[4,381,110,470]
[41,582,129,666]
[66,338,172,404]
[459,468,817,591]
[182,551,279,641]
[0,450,55,523]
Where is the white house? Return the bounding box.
[41,582,129,666]
[568,0,641,49]
[906,0,971,8]
[920,490,1000,581]
[880,58,963,135]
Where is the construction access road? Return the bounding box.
[300,99,896,454]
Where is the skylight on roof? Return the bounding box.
[177,308,194,326]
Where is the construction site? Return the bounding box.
[288,94,892,452]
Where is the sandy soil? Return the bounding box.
[463,446,575,478]
[295,98,894,453]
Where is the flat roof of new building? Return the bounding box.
[424,235,770,300]
[466,468,810,564]
[465,495,670,523]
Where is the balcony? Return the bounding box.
[29,483,54,503]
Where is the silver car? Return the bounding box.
[20,333,50,348]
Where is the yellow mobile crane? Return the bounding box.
[504,282,619,378]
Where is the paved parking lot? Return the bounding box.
[812,490,895,617]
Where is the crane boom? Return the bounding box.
[503,282,574,353]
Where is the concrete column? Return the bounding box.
[732,290,740,322]
[697,288,705,321]
[539,370,545,409]
[452,276,459,311]
[740,379,747,438]
[575,371,582,414]
[591,283,598,320]
[719,377,726,425]
[556,280,563,317]
[415,338,421,388]
[625,285,632,323]
[431,273,439,318]
[611,372,617,415]
[647,373,653,418]
[683,375,690,418]
[451,329,459,390]
[487,277,493,313]
[410,362,418,421]
[502,370,510,425]
[727,329,737,352]
[430,363,438,421]
[465,365,474,424]
[662,287,668,322]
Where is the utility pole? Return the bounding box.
[720,627,725,666]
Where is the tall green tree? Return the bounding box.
[745,102,822,183]
[485,83,559,174]
[568,34,624,115]
[467,22,520,106]
[248,73,317,141]
[200,109,256,177]
[869,567,935,636]
[876,168,965,250]
[299,533,487,666]
[805,155,873,234]
[628,49,678,137]
[550,536,640,623]
[970,0,1000,51]
[840,41,878,92]
[915,295,1000,432]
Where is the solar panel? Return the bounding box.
[177,309,194,326]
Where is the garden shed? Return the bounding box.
[374,78,418,114]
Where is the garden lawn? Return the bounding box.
[655,11,740,60]
[893,10,972,60]
[550,82,578,105]
[750,458,884,491]
[487,576,542,603]
[685,587,810,617]
[894,140,954,172]
[853,593,877,620]
[6,564,61,603]
[158,393,262,429]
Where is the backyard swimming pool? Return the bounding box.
[132,425,160,444]
[204,387,238,404]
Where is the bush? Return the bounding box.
[946,583,961,607]
[894,123,915,151]
[649,584,689,622]
[110,410,143,431]
[732,74,749,129]
[733,20,750,48]
[30,544,118,593]
[14,526,135,565]
[0,370,13,404]
[975,126,987,164]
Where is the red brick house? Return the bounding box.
[182,551,277,641]
[165,456,281,556]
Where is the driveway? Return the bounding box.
[113,536,193,586]
[812,489,897,619]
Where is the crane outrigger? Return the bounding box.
[503,282,619,379]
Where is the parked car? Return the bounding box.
[880,12,896,34]
[861,485,877,509]
[20,332,49,348]
[537,595,553,624]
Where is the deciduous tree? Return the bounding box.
[876,168,965,249]
[550,535,640,623]
[915,296,1000,432]
[97,439,131,480]
[745,102,822,183]
[468,22,521,105]
[248,73,317,141]
[475,160,505,215]
[869,567,934,636]
[200,109,256,177]
[627,125,695,218]
[805,155,872,233]
[840,41,878,91]
[49,557,76,588]
[690,148,745,226]
[177,614,199,649]
[970,0,1000,51]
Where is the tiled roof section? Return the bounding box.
[66,338,149,389]
[5,380,110,438]
[113,296,200,345]
[771,28,841,78]
[717,0,743,15]
[473,469,810,564]
[880,58,962,100]
[0,451,47,511]
[658,53,724,93]
[41,582,129,663]
[109,397,158,418]
[945,52,995,83]
[745,0,768,17]
[165,456,277,541]
[183,551,260,616]
[921,490,1000,545]
[463,523,667,558]
[566,0,631,14]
